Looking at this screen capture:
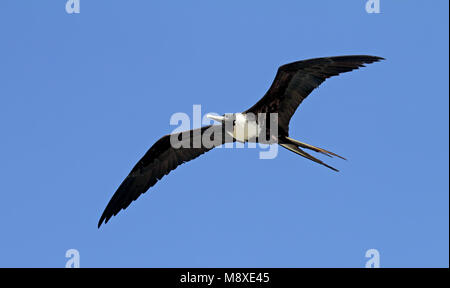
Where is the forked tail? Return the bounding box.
[279,136,346,172]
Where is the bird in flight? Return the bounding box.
[98,55,384,227]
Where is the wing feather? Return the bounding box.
[98,125,227,227]
[245,55,384,132]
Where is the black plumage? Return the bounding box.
[98,55,383,227]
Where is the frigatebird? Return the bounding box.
[98,55,383,227]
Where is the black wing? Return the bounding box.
[98,125,228,227]
[245,55,384,132]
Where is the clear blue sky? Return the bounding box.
[0,0,448,268]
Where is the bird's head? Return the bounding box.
[206,113,236,124]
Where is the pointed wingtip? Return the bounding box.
[358,55,385,62]
[366,55,386,64]
[371,55,385,61]
[97,215,108,229]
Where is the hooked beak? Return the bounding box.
[206,114,225,122]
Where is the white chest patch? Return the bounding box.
[231,113,261,143]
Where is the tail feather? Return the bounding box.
[285,136,346,160]
[279,143,339,172]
